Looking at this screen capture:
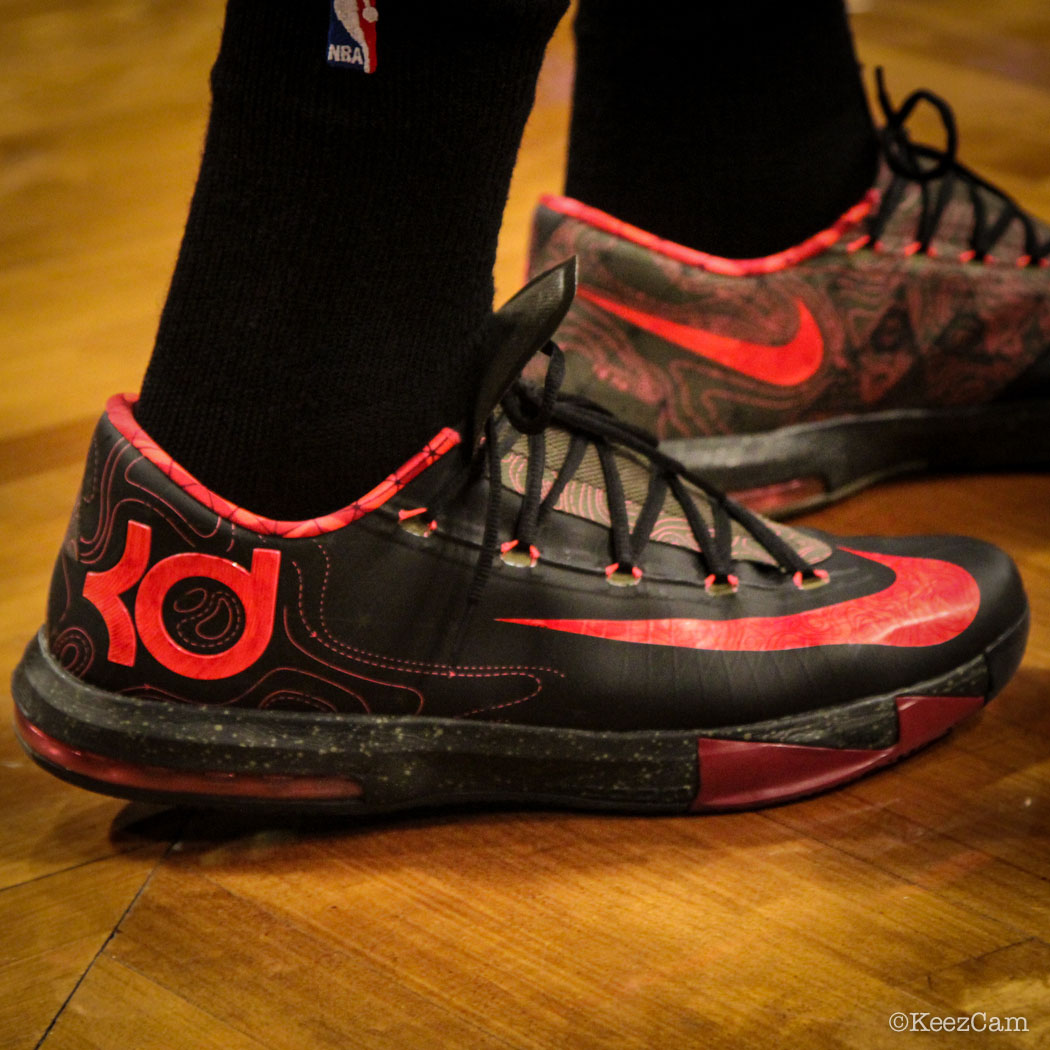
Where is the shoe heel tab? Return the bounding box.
[470,258,577,448]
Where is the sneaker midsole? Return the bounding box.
[663,400,1050,514]
[11,614,1027,813]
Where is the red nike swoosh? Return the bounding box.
[577,285,824,387]
[499,549,980,651]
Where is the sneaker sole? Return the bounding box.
[662,400,1050,517]
[12,612,1028,815]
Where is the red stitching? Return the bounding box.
[292,549,564,680]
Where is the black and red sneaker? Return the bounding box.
[528,74,1050,516]
[12,263,1029,814]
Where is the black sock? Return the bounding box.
[136,0,567,520]
[564,0,879,258]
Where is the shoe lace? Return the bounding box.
[862,68,1050,267]
[410,343,821,612]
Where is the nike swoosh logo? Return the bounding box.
[499,549,980,651]
[577,285,824,387]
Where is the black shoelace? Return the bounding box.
[862,69,1050,266]
[405,344,823,613]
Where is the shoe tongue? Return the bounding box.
[502,430,833,569]
[470,258,577,448]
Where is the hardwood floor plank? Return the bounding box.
[102,842,1032,1050]
[39,956,267,1050]
[769,792,1050,941]
[0,847,166,1050]
[105,864,518,1050]
[0,0,221,441]
[0,722,153,891]
[903,939,1050,1043]
[97,810,1031,1047]
[0,419,97,485]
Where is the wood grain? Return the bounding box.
[1,2,1048,1048]
[0,846,168,1050]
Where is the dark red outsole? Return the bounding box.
[691,694,984,810]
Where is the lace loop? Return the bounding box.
[447,344,819,618]
[876,68,958,185]
[502,341,564,435]
[869,69,1050,265]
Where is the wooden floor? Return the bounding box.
[2,2,1049,1047]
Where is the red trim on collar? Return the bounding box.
[540,190,878,276]
[105,393,461,538]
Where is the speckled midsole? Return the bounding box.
[11,616,1027,814]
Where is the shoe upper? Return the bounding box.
[528,78,1050,439]
[44,263,1027,733]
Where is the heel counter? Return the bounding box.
[45,412,112,676]
[41,398,287,699]
[42,405,191,686]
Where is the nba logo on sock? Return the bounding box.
[328,0,378,73]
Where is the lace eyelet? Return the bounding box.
[704,573,739,596]
[792,569,830,591]
[501,540,540,569]
[605,563,643,587]
[399,507,436,538]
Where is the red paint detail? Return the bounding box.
[846,234,870,253]
[398,507,428,520]
[14,708,364,802]
[499,548,981,651]
[135,548,281,680]
[690,694,984,810]
[959,249,976,263]
[705,574,739,594]
[105,395,460,539]
[540,191,877,276]
[577,286,824,388]
[605,563,643,580]
[793,568,830,590]
[904,240,922,257]
[501,539,541,567]
[82,521,152,666]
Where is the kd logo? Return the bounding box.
[82,521,281,680]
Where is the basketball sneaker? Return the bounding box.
[12,263,1029,814]
[528,74,1050,515]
